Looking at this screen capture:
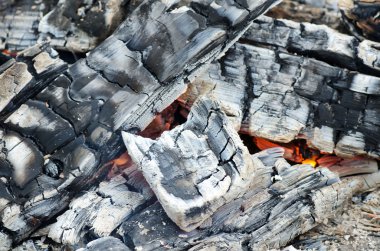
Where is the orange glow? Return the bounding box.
[253,137,321,165]
[302,159,317,168]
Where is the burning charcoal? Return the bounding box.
[48,175,145,245]
[340,0,380,42]
[0,0,281,244]
[77,236,131,251]
[122,96,259,231]
[266,0,345,31]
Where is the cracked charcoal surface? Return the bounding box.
[0,0,281,244]
[117,150,377,250]
[186,17,380,159]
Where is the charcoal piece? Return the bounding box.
[0,44,67,119]
[122,96,258,231]
[244,16,380,75]
[48,175,145,245]
[0,0,57,52]
[77,236,131,251]
[118,154,380,250]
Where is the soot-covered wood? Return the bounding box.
[0,0,281,244]
[267,0,345,32]
[120,98,380,249]
[184,16,380,159]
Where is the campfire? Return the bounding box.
[0,0,379,250]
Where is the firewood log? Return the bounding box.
[0,0,281,244]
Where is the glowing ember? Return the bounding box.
[253,137,321,164]
[302,159,317,168]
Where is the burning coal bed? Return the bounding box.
[0,0,380,250]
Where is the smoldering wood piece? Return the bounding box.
[0,43,67,119]
[117,148,283,250]
[119,158,380,250]
[340,0,380,42]
[76,236,131,251]
[38,0,137,53]
[321,157,379,177]
[188,42,380,159]
[0,0,57,52]
[122,96,258,232]
[48,175,145,245]
[244,16,380,75]
[266,0,345,31]
[0,0,281,243]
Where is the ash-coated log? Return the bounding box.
[184,18,380,159]
[0,0,281,244]
[77,237,131,251]
[0,0,57,52]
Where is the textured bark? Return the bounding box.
[0,0,57,52]
[183,18,380,159]
[340,0,380,42]
[0,0,281,243]
[266,0,345,31]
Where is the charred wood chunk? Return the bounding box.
[244,16,380,75]
[0,0,57,52]
[340,0,380,42]
[120,156,380,250]
[188,42,380,159]
[122,96,264,231]
[38,0,132,52]
[48,175,145,245]
[77,236,131,251]
[266,0,345,31]
[0,44,67,119]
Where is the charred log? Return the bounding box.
[119,98,380,249]
[184,18,380,159]
[0,0,281,244]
